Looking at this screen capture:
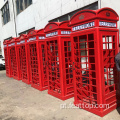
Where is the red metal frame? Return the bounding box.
[16,35,30,84]
[15,38,22,80]
[69,7,120,117]
[7,38,20,80]
[27,29,48,91]
[44,21,74,100]
[6,39,13,77]
[3,40,11,77]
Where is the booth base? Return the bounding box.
[74,101,120,117]
[13,76,21,81]
[8,74,13,78]
[6,74,12,78]
[31,84,48,91]
[22,79,31,85]
[48,91,74,100]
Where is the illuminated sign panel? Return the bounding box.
[99,21,116,27]
[72,22,95,31]
[46,31,58,37]
[61,31,71,35]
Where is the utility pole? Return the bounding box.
[12,0,17,37]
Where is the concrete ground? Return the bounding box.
[0,70,120,120]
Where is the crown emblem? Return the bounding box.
[31,31,33,35]
[79,15,84,20]
[106,12,110,17]
[49,25,52,29]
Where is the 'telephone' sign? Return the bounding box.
[72,22,95,31]
[29,37,36,41]
[46,31,58,37]
[99,21,116,27]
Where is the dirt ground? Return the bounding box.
[0,70,120,120]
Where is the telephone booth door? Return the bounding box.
[70,8,120,117]
[29,42,39,85]
[72,30,98,112]
[3,40,10,77]
[8,38,20,80]
[8,38,17,78]
[27,29,48,91]
[8,40,13,77]
[46,38,61,95]
[27,30,40,88]
[38,42,48,88]
[14,38,21,80]
[16,40,22,80]
[18,35,31,84]
[10,46,16,78]
[100,31,120,112]
[45,21,74,100]
[37,30,48,90]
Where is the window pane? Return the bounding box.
[16,0,20,14]
[28,0,32,5]
[1,2,10,25]
[59,15,68,22]
[25,0,28,8]
[4,12,7,24]
[20,0,23,11]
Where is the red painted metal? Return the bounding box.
[16,34,30,84]
[16,35,30,84]
[69,7,120,117]
[6,39,13,77]
[27,29,48,91]
[15,38,22,80]
[3,40,11,77]
[44,21,74,100]
[7,38,20,80]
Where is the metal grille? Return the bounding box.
[47,40,61,93]
[17,46,22,78]
[29,43,39,85]
[10,47,17,77]
[74,34,97,105]
[4,48,9,75]
[102,35,119,105]
[20,45,28,80]
[41,44,47,87]
[64,41,73,95]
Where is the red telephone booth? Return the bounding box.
[3,40,10,77]
[69,8,120,117]
[8,38,20,80]
[27,29,48,91]
[44,21,74,100]
[16,35,30,83]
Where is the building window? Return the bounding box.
[19,27,35,35]
[49,2,98,22]
[0,41,1,55]
[4,37,12,41]
[16,0,32,14]
[1,2,10,25]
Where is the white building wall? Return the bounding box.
[1,0,120,57]
[0,0,16,56]
[16,0,98,32]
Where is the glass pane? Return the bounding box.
[25,0,27,8]
[20,0,23,11]
[29,0,32,5]
[16,0,20,14]
[59,15,68,22]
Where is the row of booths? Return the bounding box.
[3,7,120,117]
